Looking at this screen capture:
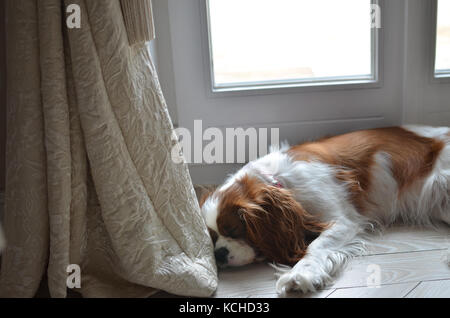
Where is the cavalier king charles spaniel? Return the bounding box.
[200,125,450,294]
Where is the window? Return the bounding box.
[435,0,450,77]
[206,0,379,91]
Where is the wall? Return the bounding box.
[0,1,6,192]
[152,0,179,126]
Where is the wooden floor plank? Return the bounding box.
[215,263,340,298]
[214,263,277,298]
[405,279,450,298]
[365,226,450,256]
[331,249,450,289]
[327,282,418,298]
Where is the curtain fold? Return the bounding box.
[0,0,217,298]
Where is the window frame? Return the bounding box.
[153,0,449,184]
[431,0,450,82]
[201,0,384,95]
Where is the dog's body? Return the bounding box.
[201,125,450,294]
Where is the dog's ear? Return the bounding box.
[197,185,217,207]
[240,184,327,266]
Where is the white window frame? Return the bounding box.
[431,0,450,81]
[202,0,383,94]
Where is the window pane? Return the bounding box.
[208,0,374,88]
[435,0,450,73]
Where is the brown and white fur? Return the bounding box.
[200,125,450,294]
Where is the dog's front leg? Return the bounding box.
[275,219,366,294]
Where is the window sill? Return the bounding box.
[209,78,382,98]
[432,70,450,84]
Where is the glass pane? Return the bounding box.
[435,0,450,73]
[208,0,373,87]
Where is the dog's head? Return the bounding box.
[200,175,327,267]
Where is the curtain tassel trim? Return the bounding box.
[120,0,155,45]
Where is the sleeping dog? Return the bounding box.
[200,125,450,294]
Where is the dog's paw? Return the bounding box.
[275,269,327,294]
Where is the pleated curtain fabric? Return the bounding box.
[0,0,217,298]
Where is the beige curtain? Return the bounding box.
[0,0,217,298]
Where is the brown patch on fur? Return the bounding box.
[217,175,328,265]
[288,127,444,212]
[198,186,216,208]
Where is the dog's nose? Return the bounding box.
[214,247,229,265]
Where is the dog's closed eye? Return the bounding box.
[227,227,240,238]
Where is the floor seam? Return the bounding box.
[358,248,447,258]
[402,281,421,298]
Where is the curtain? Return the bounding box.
[0,0,217,298]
